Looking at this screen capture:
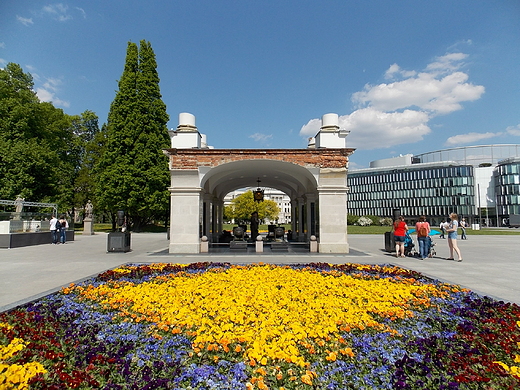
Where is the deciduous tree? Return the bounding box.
[71,110,100,215]
[226,190,280,223]
[0,63,75,211]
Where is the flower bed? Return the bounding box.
[1,262,520,389]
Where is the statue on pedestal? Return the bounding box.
[85,200,93,220]
[14,196,24,220]
[83,200,94,235]
[14,196,24,213]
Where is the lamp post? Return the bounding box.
[253,178,264,203]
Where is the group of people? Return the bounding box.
[440,218,468,240]
[50,215,69,245]
[393,213,463,262]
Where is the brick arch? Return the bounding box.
[164,147,354,253]
[166,148,351,170]
[199,158,319,200]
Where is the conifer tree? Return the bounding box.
[94,40,170,230]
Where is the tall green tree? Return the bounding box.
[94,40,170,230]
[227,191,280,223]
[71,110,100,215]
[0,63,76,210]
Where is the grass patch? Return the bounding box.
[75,223,520,235]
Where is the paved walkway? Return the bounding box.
[1,232,519,312]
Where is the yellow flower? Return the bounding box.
[301,373,313,385]
[69,263,451,380]
[0,339,46,389]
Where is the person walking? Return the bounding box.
[415,216,431,260]
[439,220,448,238]
[460,218,467,240]
[446,212,463,262]
[393,216,408,258]
[59,215,69,244]
[49,215,60,244]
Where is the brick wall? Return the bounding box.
[165,148,354,169]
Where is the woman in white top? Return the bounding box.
[446,212,463,262]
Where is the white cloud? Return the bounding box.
[353,54,484,115]
[249,133,273,143]
[43,3,72,22]
[299,118,321,138]
[36,87,70,108]
[300,52,485,150]
[35,76,70,108]
[384,63,416,79]
[75,7,87,19]
[425,52,468,73]
[444,132,499,146]
[42,77,62,92]
[506,124,520,136]
[17,15,34,26]
[445,124,520,147]
[0,42,5,49]
[343,108,431,150]
[300,109,431,150]
[0,59,7,67]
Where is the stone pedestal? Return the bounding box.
[200,236,209,253]
[83,218,94,235]
[255,236,264,253]
[309,235,318,253]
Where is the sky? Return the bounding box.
[1,1,520,169]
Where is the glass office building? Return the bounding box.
[348,145,520,225]
[348,163,474,224]
[494,157,520,217]
[415,145,520,166]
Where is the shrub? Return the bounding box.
[364,215,380,225]
[379,217,393,226]
[356,216,373,226]
[347,214,359,225]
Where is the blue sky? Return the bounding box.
[1,1,520,168]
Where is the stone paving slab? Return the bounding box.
[1,232,518,312]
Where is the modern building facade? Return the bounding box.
[348,145,520,227]
[494,157,520,218]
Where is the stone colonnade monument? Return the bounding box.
[163,112,355,254]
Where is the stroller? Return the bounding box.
[426,236,436,258]
[403,231,417,257]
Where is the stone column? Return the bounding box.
[211,196,220,242]
[289,200,297,238]
[317,168,349,253]
[201,194,212,239]
[168,170,202,253]
[216,199,224,238]
[305,194,316,239]
[297,197,305,241]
